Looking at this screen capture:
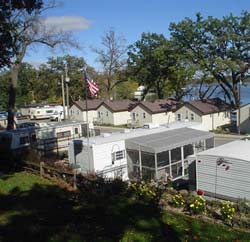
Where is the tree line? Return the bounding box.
[0,0,249,129]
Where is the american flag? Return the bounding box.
[84,70,99,97]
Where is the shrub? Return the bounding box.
[130,182,157,204]
[172,193,185,208]
[221,201,235,222]
[189,196,207,215]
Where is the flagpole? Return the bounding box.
[84,66,90,173]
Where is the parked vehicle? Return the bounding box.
[50,110,65,121]
[30,105,63,120]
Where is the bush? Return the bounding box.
[130,182,157,204]
[189,196,207,215]
[221,201,235,222]
[172,193,185,208]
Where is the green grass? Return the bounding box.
[0,171,52,194]
[0,171,250,242]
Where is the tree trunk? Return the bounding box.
[7,64,19,130]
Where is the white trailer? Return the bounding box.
[193,139,250,201]
[30,105,63,120]
[68,122,213,181]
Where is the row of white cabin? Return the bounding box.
[69,98,232,132]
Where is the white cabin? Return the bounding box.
[175,98,231,131]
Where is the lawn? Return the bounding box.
[0,171,249,242]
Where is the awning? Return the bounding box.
[125,127,213,153]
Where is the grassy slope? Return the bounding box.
[0,172,249,242]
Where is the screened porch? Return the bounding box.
[125,127,214,181]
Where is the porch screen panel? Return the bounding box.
[141,151,155,168]
[157,150,169,167]
[183,144,194,158]
[171,147,181,163]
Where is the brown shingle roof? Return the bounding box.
[185,98,231,115]
[102,100,137,112]
[73,100,103,111]
[131,99,180,114]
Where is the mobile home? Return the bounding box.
[192,139,250,201]
[69,122,214,181]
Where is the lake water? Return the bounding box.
[185,84,250,105]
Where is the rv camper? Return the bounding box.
[0,128,37,153]
[30,105,63,120]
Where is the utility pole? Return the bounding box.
[238,80,241,135]
[65,62,70,120]
[61,74,66,120]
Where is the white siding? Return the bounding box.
[130,106,152,126]
[196,155,250,200]
[201,112,230,131]
[235,104,250,134]
[92,140,128,180]
[175,106,202,122]
[175,106,230,131]
[97,105,130,125]
[97,105,114,124]
[70,104,97,123]
[152,112,175,125]
[113,111,131,125]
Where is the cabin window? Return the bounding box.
[98,111,101,118]
[106,111,109,117]
[177,113,181,121]
[185,110,188,119]
[77,110,79,115]
[190,113,194,121]
[75,128,78,135]
[132,113,136,121]
[112,150,125,164]
[19,136,29,145]
[56,131,71,138]
[143,113,146,119]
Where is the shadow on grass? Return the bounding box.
[0,181,179,242]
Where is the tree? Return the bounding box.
[5,0,79,129]
[0,0,43,68]
[128,33,194,100]
[93,29,128,98]
[169,12,250,108]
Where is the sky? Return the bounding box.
[24,0,250,70]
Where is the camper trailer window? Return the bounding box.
[46,110,54,114]
[112,150,125,163]
[19,136,29,145]
[56,131,71,138]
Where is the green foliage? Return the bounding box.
[0,0,43,68]
[189,195,207,215]
[172,193,185,208]
[221,201,236,222]
[170,11,250,107]
[131,182,157,203]
[128,32,194,100]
